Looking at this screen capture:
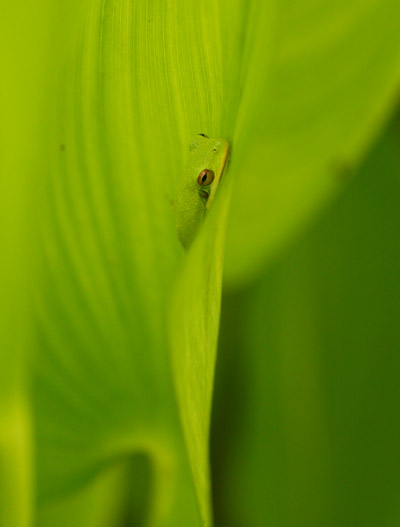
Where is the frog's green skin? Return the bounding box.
[174,134,229,249]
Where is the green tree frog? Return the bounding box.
[174,134,230,249]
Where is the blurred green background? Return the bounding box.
[213,115,400,527]
[1,1,400,526]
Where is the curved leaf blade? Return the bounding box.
[225,0,400,285]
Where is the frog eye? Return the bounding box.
[197,169,214,186]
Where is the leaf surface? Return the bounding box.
[35,0,243,524]
[225,0,400,285]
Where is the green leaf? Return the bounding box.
[0,2,87,525]
[213,114,400,526]
[168,172,234,525]
[6,0,400,525]
[37,456,151,527]
[225,0,400,285]
[35,0,242,525]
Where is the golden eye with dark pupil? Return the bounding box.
[197,169,214,186]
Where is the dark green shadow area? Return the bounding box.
[36,452,152,527]
[119,454,152,527]
[212,111,400,527]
